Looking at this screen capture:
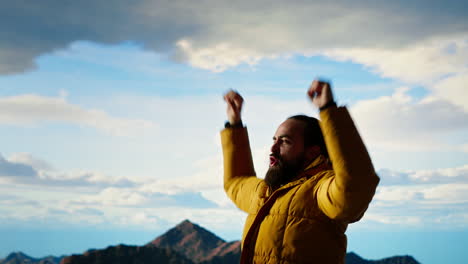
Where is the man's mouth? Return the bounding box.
[269,155,279,167]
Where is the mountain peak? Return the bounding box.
[175,219,196,231]
[148,219,226,262]
[5,252,35,261]
[345,251,367,264]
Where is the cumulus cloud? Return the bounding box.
[0,152,224,228]
[0,94,157,136]
[432,72,468,112]
[359,164,468,228]
[324,36,468,84]
[0,194,40,207]
[350,87,468,152]
[175,39,264,72]
[411,165,468,184]
[378,165,468,186]
[74,187,217,208]
[0,152,136,189]
[324,35,468,111]
[0,153,37,178]
[1,0,467,74]
[37,170,136,188]
[75,188,147,207]
[7,152,54,171]
[366,181,468,229]
[2,149,468,230]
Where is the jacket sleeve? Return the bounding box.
[315,106,380,223]
[221,127,264,213]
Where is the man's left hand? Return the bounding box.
[307,80,334,109]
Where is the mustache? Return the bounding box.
[269,153,284,165]
[270,153,280,159]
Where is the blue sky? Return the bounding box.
[1,1,468,264]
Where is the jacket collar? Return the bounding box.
[303,154,328,172]
[270,155,331,194]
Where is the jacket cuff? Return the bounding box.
[319,101,337,112]
[224,121,244,129]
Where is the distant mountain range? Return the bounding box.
[0,251,62,264]
[1,220,421,264]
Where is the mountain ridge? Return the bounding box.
[2,220,421,264]
[147,219,240,263]
[1,251,63,264]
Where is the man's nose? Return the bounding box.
[271,140,279,153]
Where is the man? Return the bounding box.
[221,80,380,264]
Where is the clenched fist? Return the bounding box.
[223,90,244,125]
[307,80,334,109]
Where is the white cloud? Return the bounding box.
[0,152,136,189]
[375,185,426,202]
[37,170,136,188]
[73,186,218,208]
[8,152,54,171]
[378,165,468,187]
[176,39,264,72]
[357,164,468,228]
[125,212,161,227]
[323,35,468,111]
[363,213,423,227]
[421,183,468,204]
[0,153,37,178]
[0,195,40,207]
[2,1,468,74]
[77,187,148,206]
[350,87,468,152]
[432,72,468,112]
[0,94,157,137]
[410,165,468,184]
[323,35,468,84]
[462,144,468,153]
[361,188,468,228]
[2,146,468,231]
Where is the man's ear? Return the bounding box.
[305,145,321,162]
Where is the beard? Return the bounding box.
[264,154,304,190]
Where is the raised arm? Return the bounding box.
[221,90,264,212]
[308,80,380,222]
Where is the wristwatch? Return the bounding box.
[224,121,244,128]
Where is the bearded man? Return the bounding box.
[220,80,380,264]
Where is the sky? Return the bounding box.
[0,1,467,263]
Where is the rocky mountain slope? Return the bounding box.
[147,219,240,263]
[0,251,62,264]
[60,244,192,264]
[2,220,421,264]
[346,252,420,264]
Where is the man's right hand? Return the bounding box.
[223,90,244,125]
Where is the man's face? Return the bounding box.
[265,119,306,188]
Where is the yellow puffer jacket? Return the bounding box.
[221,106,380,264]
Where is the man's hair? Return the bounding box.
[287,115,329,158]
